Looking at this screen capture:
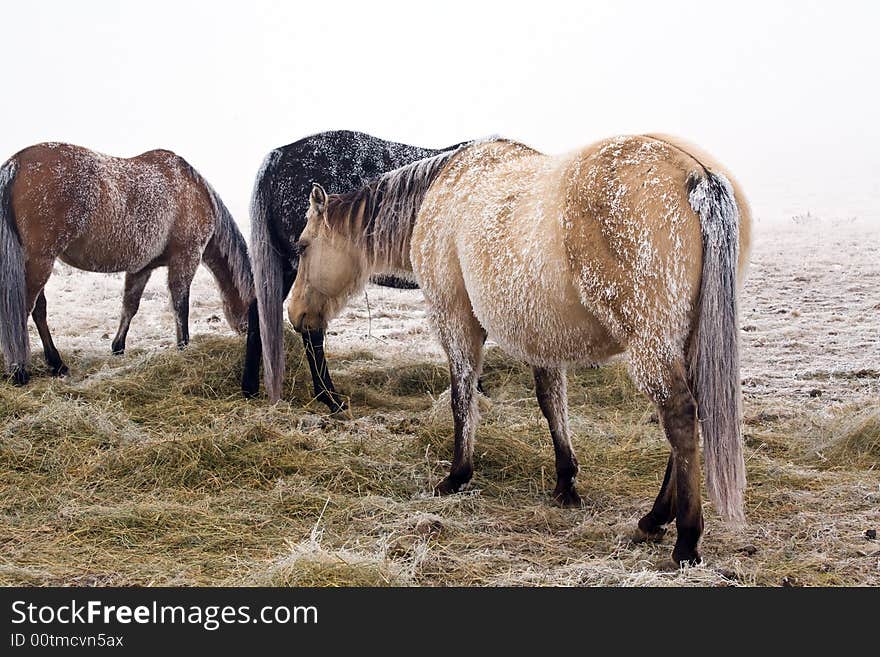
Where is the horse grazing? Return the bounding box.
[288,135,751,565]
[246,130,468,409]
[0,142,254,384]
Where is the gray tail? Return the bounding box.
[0,159,29,376]
[199,176,255,334]
[250,150,285,403]
[687,171,746,523]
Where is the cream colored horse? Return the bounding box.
[289,135,751,565]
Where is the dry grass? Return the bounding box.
[1,333,878,587]
[814,407,880,470]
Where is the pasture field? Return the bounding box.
[1,219,877,586]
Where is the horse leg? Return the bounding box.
[533,366,581,507]
[167,258,199,350]
[241,299,262,397]
[302,329,346,413]
[634,454,676,543]
[31,290,67,376]
[476,329,489,395]
[645,362,704,565]
[111,268,152,355]
[20,257,58,381]
[433,309,485,496]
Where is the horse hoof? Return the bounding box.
[633,516,668,543]
[552,486,582,508]
[9,367,30,386]
[632,526,667,544]
[318,393,347,415]
[51,364,69,378]
[672,545,703,567]
[111,345,125,356]
[433,476,462,497]
[241,376,259,399]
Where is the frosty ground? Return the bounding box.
[1,217,878,586]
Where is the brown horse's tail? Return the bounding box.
[687,171,746,523]
[198,177,255,335]
[0,159,30,379]
[250,149,286,403]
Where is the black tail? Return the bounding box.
[0,159,30,380]
[250,150,287,403]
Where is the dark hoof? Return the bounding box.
[317,392,347,415]
[51,363,69,378]
[111,344,125,356]
[241,373,259,399]
[672,544,703,567]
[433,476,463,497]
[552,485,582,508]
[9,367,30,386]
[633,515,668,543]
[177,342,188,351]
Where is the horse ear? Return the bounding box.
[310,183,327,215]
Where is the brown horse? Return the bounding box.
[0,142,254,384]
[287,135,751,565]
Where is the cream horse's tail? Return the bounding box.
[687,171,746,523]
[0,158,30,383]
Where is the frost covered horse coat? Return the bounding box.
[289,135,751,565]
[0,143,253,384]
[246,130,467,407]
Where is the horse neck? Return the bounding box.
[340,149,460,276]
[365,201,418,275]
[202,241,238,295]
[200,216,254,331]
[329,190,416,277]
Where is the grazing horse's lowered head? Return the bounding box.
[288,183,370,333]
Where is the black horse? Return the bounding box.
[241,130,467,409]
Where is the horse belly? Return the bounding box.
[60,211,171,273]
[459,227,621,367]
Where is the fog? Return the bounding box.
[3,0,879,226]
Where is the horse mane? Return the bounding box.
[324,146,467,272]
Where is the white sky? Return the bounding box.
[3,0,879,226]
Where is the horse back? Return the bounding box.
[268,131,454,256]
[413,136,748,368]
[8,142,214,273]
[413,140,617,365]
